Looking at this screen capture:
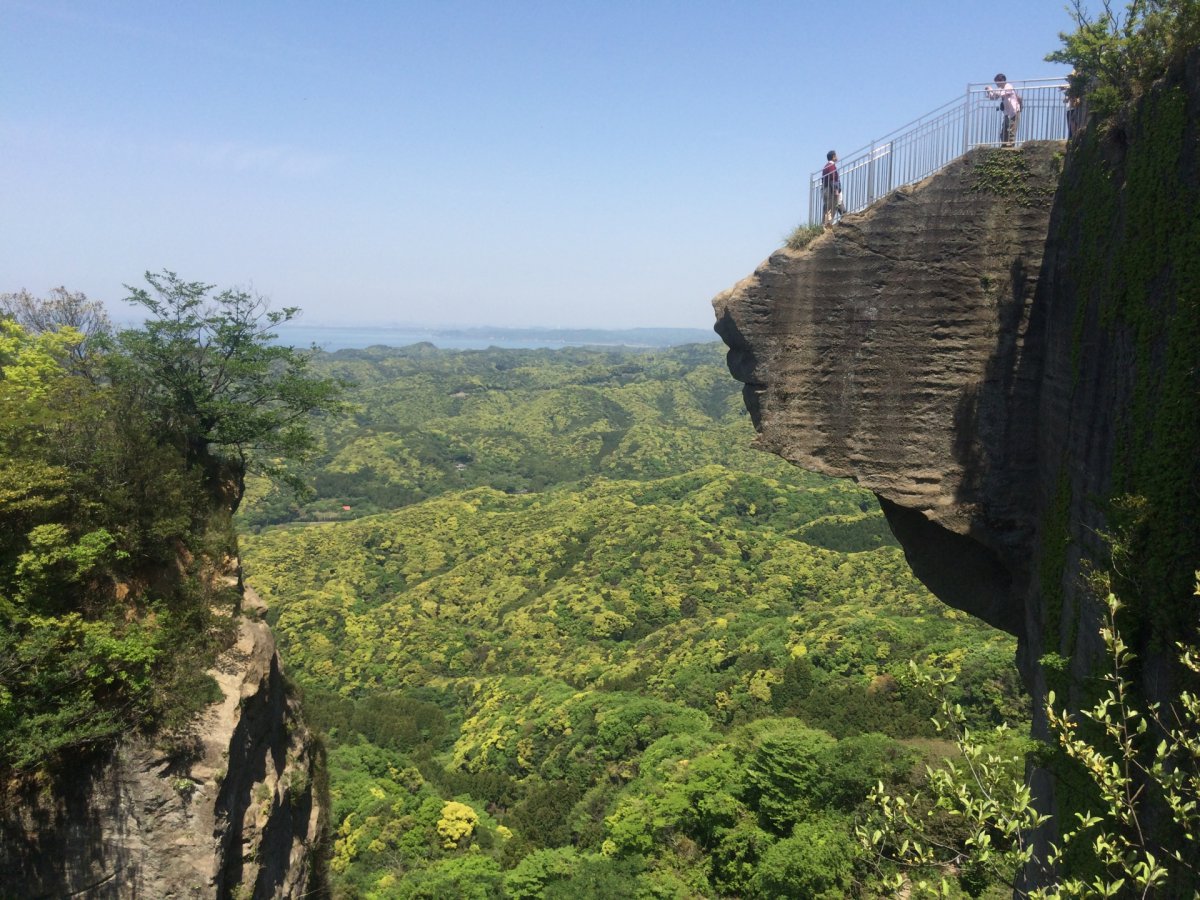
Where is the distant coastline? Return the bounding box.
[272,323,718,352]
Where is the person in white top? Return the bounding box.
[986,73,1022,147]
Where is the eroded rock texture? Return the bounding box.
[0,588,324,900]
[715,53,1200,889]
[715,143,1062,637]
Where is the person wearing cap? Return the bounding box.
[985,73,1022,147]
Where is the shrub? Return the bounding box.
[785,224,825,250]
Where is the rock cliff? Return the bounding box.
[0,588,325,899]
[715,142,1062,640]
[715,50,1199,886]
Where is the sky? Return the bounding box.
[2,1,1074,330]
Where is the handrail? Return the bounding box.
[808,78,1074,227]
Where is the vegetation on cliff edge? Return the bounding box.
[0,277,341,777]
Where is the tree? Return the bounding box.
[111,270,342,504]
[858,665,1043,898]
[394,854,504,899]
[860,587,1200,897]
[0,273,344,777]
[742,720,836,833]
[1,287,110,373]
[436,800,480,849]
[1040,592,1200,897]
[751,816,858,900]
[504,847,580,899]
[1046,0,1200,117]
[0,318,223,773]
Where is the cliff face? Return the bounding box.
[715,143,1063,639]
[0,587,325,900]
[714,52,1200,884]
[1026,52,1200,691]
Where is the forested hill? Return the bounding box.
[241,342,829,526]
[239,342,1026,898]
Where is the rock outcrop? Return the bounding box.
[715,143,1062,639]
[715,51,1200,890]
[0,588,325,899]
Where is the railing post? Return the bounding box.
[963,82,971,155]
[867,141,875,205]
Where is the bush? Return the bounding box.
[1046,0,1200,118]
[785,224,825,250]
[751,816,858,899]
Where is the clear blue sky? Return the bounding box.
[2,1,1073,329]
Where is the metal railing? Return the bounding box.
[808,78,1074,227]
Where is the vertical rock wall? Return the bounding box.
[0,588,325,899]
[714,50,1200,891]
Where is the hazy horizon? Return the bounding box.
[275,322,719,352]
[105,306,718,334]
[4,1,1073,330]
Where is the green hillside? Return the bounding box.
[239,344,809,527]
[240,343,1024,898]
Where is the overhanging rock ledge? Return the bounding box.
[714,144,1064,639]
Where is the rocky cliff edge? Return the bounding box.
[0,587,325,899]
[714,54,1200,887]
[714,143,1063,640]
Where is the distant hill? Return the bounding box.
[430,325,719,347]
[237,342,1026,898]
[273,323,719,351]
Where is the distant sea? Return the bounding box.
[272,324,718,352]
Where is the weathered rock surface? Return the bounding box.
[715,52,1200,890]
[715,143,1062,637]
[0,588,324,899]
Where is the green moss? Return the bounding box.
[1058,130,1114,386]
[1053,81,1199,652]
[1038,652,1071,700]
[1106,89,1197,646]
[1038,473,1072,651]
[969,148,1056,205]
[1116,90,1198,646]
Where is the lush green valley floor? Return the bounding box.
[239,343,1024,899]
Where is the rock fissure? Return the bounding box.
[0,587,324,899]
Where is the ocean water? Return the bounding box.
[272,324,716,352]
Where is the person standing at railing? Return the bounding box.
[822,150,843,229]
[985,73,1022,147]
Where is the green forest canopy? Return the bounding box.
[0,279,1028,897]
[239,342,1026,899]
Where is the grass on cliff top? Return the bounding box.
[785,223,825,250]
